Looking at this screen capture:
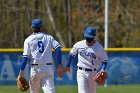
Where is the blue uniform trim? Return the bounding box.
[20,57,28,70]
[101,62,108,70]
[101,60,108,63]
[55,47,62,65]
[22,55,29,58]
[54,44,60,50]
[67,53,74,67]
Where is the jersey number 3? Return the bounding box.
[38,41,44,53]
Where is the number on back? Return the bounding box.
[38,41,44,53]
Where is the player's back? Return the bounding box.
[25,32,54,64]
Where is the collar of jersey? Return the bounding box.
[33,32,42,34]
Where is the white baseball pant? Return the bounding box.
[77,68,97,93]
[29,64,55,93]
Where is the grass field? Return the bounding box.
[0,84,140,93]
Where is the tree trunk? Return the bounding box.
[45,0,66,47]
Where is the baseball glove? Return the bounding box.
[93,70,107,85]
[16,76,30,92]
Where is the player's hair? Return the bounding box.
[33,28,42,33]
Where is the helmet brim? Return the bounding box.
[84,33,95,38]
[31,24,42,29]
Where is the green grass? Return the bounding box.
[0,84,140,93]
[97,84,140,93]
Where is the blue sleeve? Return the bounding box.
[55,47,62,65]
[101,62,108,70]
[20,57,28,70]
[67,53,74,67]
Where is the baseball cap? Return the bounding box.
[84,26,96,38]
[31,19,42,29]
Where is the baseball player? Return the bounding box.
[64,26,108,93]
[18,19,63,93]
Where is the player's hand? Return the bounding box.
[57,65,63,78]
[63,67,70,73]
[100,69,105,74]
[93,69,107,85]
[18,70,23,77]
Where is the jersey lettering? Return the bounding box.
[80,51,96,59]
[38,41,44,53]
[91,60,94,65]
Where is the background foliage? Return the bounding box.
[0,0,140,48]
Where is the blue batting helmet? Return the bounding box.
[31,19,42,29]
[84,26,96,38]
